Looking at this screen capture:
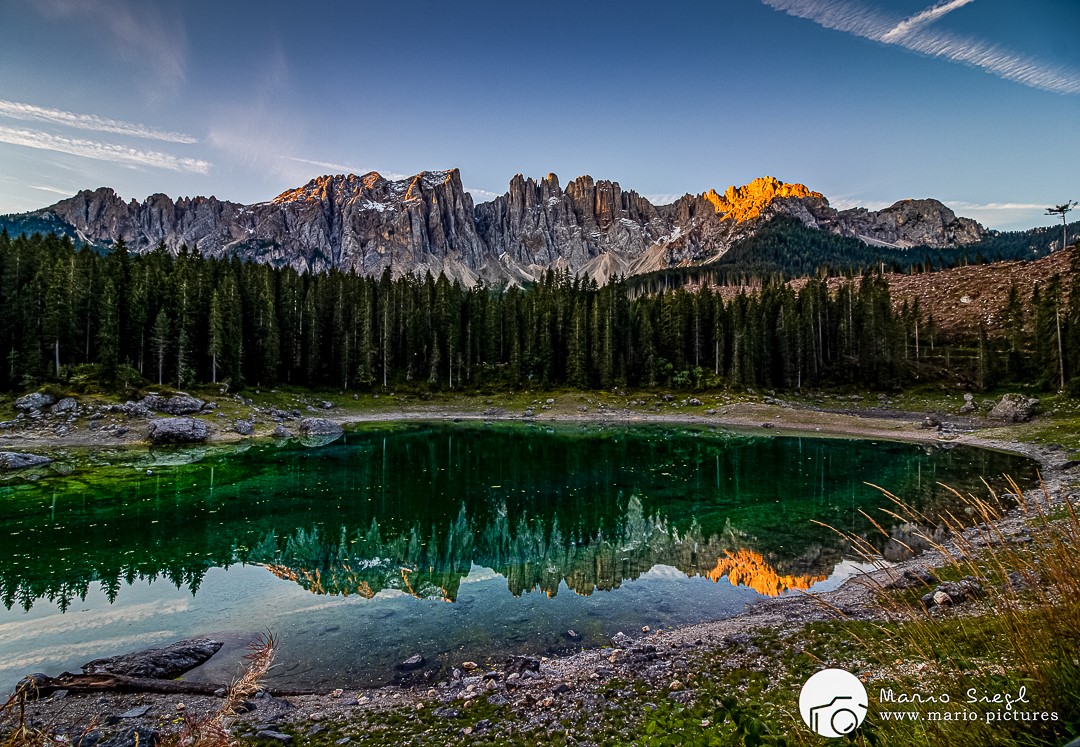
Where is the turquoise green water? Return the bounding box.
[0,423,1036,690]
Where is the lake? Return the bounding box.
[0,422,1037,691]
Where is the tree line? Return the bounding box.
[2,229,1078,395]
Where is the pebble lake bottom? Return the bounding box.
[0,422,1038,691]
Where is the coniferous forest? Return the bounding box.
[2,229,1079,396]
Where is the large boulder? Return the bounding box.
[82,638,223,678]
[296,417,343,447]
[147,417,209,444]
[14,392,55,411]
[140,393,206,415]
[0,452,52,470]
[297,417,343,437]
[988,394,1039,423]
[51,397,78,414]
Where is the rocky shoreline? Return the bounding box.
[2,391,1078,744]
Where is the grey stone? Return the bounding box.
[399,653,425,671]
[82,638,223,678]
[14,392,55,411]
[0,452,51,470]
[254,731,292,744]
[234,419,255,436]
[988,394,1039,423]
[140,394,206,416]
[119,705,151,719]
[297,418,343,437]
[52,397,78,414]
[147,418,208,444]
[99,728,159,747]
[505,655,541,674]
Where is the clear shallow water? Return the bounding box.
[0,422,1037,690]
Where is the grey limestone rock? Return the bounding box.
[988,393,1039,423]
[21,171,989,287]
[82,638,223,678]
[140,393,206,415]
[14,392,55,411]
[0,452,51,470]
[147,417,209,444]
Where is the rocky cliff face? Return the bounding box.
[17,170,988,285]
[474,173,667,283]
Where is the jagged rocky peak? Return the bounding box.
[702,176,826,222]
[272,169,468,209]
[838,197,986,248]
[8,167,991,285]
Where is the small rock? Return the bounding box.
[932,590,953,606]
[505,655,541,674]
[254,731,292,744]
[330,688,343,698]
[234,419,255,436]
[669,680,684,691]
[399,653,425,671]
[462,661,478,671]
[611,632,633,648]
[566,629,581,641]
[99,728,159,747]
[119,705,151,719]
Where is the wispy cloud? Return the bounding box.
[644,193,686,206]
[761,0,1080,95]
[35,0,187,101]
[0,99,197,144]
[28,184,74,196]
[947,200,1048,211]
[0,126,210,174]
[830,196,894,211]
[466,187,501,202]
[287,157,408,180]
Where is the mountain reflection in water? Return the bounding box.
[252,496,831,602]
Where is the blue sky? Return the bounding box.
[0,0,1077,230]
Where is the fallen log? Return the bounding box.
[15,672,313,698]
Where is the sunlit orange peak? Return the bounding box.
[703,176,823,222]
[706,548,826,596]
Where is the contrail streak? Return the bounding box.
[761,0,1080,95]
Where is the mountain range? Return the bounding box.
[1,170,989,285]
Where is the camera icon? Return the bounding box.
[799,669,868,738]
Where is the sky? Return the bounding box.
[0,0,1078,231]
